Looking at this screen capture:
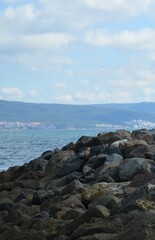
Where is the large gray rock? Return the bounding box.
[119,157,151,181]
[123,140,148,158]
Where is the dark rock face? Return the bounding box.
[1,128,155,239]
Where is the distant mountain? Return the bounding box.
[0,100,155,129]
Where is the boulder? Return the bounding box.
[61,179,84,196]
[123,140,148,158]
[119,157,151,181]
[128,145,150,158]
[88,194,120,211]
[97,132,122,145]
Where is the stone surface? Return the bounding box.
[119,157,151,181]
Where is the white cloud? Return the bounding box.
[85,28,155,50]
[0,87,24,99]
[85,0,154,15]
[142,88,155,101]
[53,90,132,104]
[0,33,75,54]
[78,80,90,85]
[54,94,74,103]
[53,82,67,89]
[28,89,38,97]
[64,69,75,77]
[4,4,36,21]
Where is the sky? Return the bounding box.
[0,0,155,104]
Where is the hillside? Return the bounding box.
[0,100,155,128]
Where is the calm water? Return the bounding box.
[0,129,106,171]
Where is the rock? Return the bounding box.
[128,145,150,158]
[75,136,99,151]
[41,194,85,219]
[78,233,118,240]
[82,182,129,207]
[32,191,46,205]
[62,142,75,151]
[14,190,34,203]
[118,211,155,240]
[67,205,110,234]
[19,179,41,189]
[119,157,151,181]
[132,129,154,144]
[97,132,123,145]
[105,153,123,163]
[68,217,122,239]
[2,128,155,239]
[90,145,107,156]
[40,150,53,160]
[88,194,120,211]
[82,164,94,177]
[96,173,115,183]
[86,154,108,170]
[112,183,155,215]
[54,156,85,178]
[0,199,13,211]
[100,161,121,182]
[46,150,75,176]
[0,226,47,240]
[61,179,84,195]
[33,211,49,218]
[123,140,148,158]
[128,173,155,188]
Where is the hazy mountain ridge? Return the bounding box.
[1,100,155,129]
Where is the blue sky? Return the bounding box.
[0,0,155,104]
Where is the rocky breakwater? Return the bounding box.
[1,129,155,239]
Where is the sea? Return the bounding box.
[0,128,112,172]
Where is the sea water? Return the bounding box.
[0,128,107,172]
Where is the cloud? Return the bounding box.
[0,33,75,54]
[4,4,36,21]
[142,88,155,101]
[85,0,154,15]
[0,88,24,99]
[28,89,38,97]
[78,80,90,85]
[53,90,132,104]
[53,82,67,89]
[54,94,74,103]
[85,28,155,50]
